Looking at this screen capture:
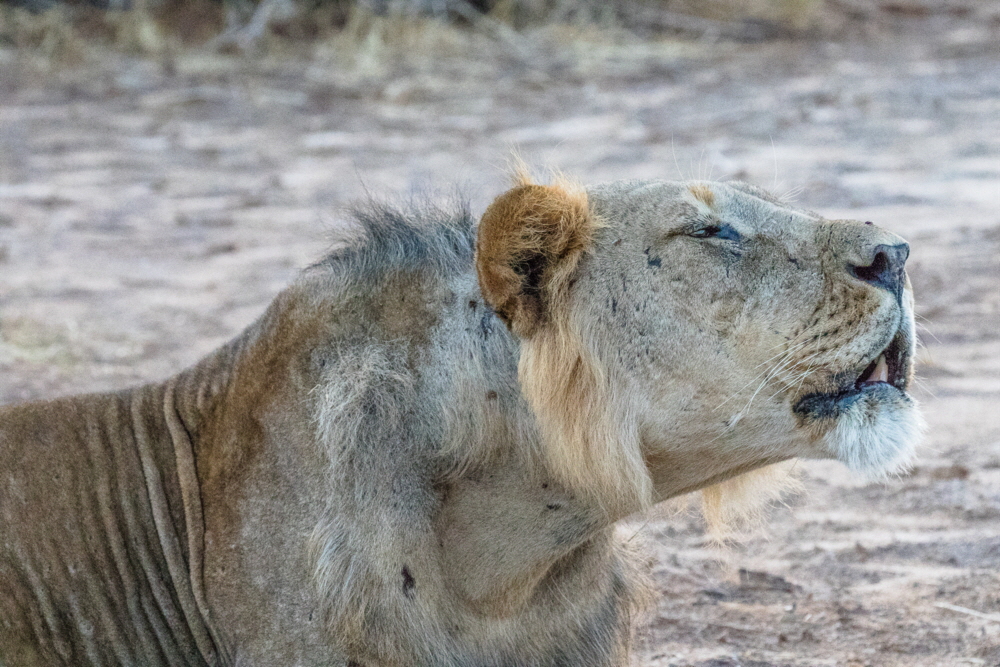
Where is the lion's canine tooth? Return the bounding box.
[865,355,889,383]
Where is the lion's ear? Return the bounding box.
[475,182,597,338]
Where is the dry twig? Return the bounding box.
[934,602,1000,623]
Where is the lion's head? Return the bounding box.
[477,174,922,518]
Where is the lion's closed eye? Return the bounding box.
[689,223,741,242]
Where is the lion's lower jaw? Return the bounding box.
[822,391,925,478]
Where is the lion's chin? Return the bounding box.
[809,385,924,478]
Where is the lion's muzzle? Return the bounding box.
[787,224,922,476]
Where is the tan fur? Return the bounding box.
[476,176,650,516]
[1,175,922,667]
[475,180,597,337]
[700,461,803,535]
[689,183,716,208]
[519,317,651,518]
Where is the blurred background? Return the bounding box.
[1,1,998,664]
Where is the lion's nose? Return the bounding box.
[849,242,909,297]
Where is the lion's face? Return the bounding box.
[476,177,921,514]
[579,180,920,489]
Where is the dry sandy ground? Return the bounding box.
[1,8,999,666]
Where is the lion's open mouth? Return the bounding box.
[793,329,910,420]
[854,331,906,391]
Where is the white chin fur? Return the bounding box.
[823,393,925,478]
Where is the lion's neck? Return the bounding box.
[434,457,608,616]
[643,444,791,502]
[430,297,623,616]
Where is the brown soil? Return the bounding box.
[1,7,999,666]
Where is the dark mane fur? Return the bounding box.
[316,197,477,283]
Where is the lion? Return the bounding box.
[0,173,922,666]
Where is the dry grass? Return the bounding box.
[0,0,829,69]
[0,3,696,88]
[313,9,488,72]
[664,0,823,29]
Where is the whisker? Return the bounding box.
[911,376,937,399]
[780,185,805,203]
[770,135,778,192]
[914,321,941,345]
[671,135,683,181]
[714,339,813,411]
[736,354,803,417]
[734,350,824,420]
